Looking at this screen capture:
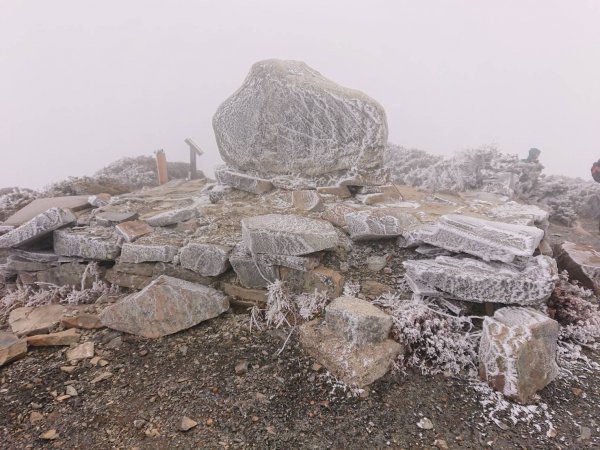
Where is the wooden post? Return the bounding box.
[185,138,204,180]
[155,149,169,185]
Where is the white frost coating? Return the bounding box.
[488,201,550,229]
[479,307,559,403]
[554,241,600,294]
[0,207,76,248]
[53,228,121,261]
[213,59,388,180]
[412,214,545,263]
[145,207,197,227]
[403,255,558,305]
[215,166,273,194]
[345,210,419,241]
[241,214,338,256]
[179,243,232,277]
[120,243,179,264]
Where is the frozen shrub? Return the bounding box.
[0,187,38,222]
[374,292,480,376]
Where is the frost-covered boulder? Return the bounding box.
[479,307,559,403]
[54,228,121,261]
[411,214,544,263]
[213,59,388,180]
[403,255,558,305]
[554,241,600,294]
[179,243,232,277]
[345,210,419,241]
[242,214,338,256]
[0,207,76,248]
[145,207,196,227]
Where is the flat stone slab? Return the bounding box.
[99,275,229,338]
[213,59,388,180]
[179,243,232,277]
[0,208,76,248]
[9,304,75,336]
[479,307,559,403]
[411,214,544,263]
[215,167,273,194]
[54,228,121,261]
[345,209,419,241]
[242,214,338,256]
[115,220,153,243]
[94,211,138,226]
[120,242,179,264]
[488,202,549,228]
[145,208,197,227]
[316,185,352,199]
[0,332,27,367]
[554,241,600,295]
[403,255,558,305]
[299,319,401,388]
[325,297,392,347]
[27,328,80,346]
[3,196,90,227]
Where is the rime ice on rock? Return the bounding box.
[403,255,558,305]
[99,275,229,338]
[213,59,388,182]
[299,296,401,388]
[345,210,419,241]
[292,190,323,212]
[241,214,338,256]
[488,201,550,229]
[120,243,179,264]
[145,207,196,227]
[54,228,121,261]
[479,307,559,404]
[179,243,232,277]
[411,214,544,263]
[215,167,273,194]
[229,243,278,288]
[0,208,76,248]
[554,241,600,294]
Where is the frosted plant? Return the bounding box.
[342,280,360,297]
[374,293,480,377]
[0,187,39,222]
[264,280,296,329]
[296,290,328,321]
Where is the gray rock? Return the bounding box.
[94,211,138,226]
[120,243,179,264]
[403,255,558,305]
[411,214,545,263]
[179,243,232,276]
[479,307,559,403]
[316,185,352,199]
[145,207,197,227]
[292,190,323,212]
[0,208,76,248]
[213,59,388,180]
[255,252,321,272]
[99,275,229,338]
[215,167,273,194]
[366,255,387,272]
[242,214,338,256]
[325,296,392,347]
[54,228,121,261]
[345,210,418,241]
[554,241,600,295]
[229,243,277,288]
[488,201,549,229]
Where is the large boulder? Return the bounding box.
[554,241,600,295]
[99,275,229,338]
[213,59,388,181]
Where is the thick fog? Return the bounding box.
[1,0,599,189]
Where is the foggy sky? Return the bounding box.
[1,0,599,190]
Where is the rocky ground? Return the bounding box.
[0,310,598,450]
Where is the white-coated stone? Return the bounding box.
[554,241,600,294]
[241,214,338,256]
[403,255,558,305]
[213,59,388,180]
[120,243,179,264]
[179,243,232,277]
[479,307,559,403]
[0,208,76,248]
[54,228,120,261]
[411,214,545,263]
[292,190,323,211]
[215,167,273,194]
[345,210,419,241]
[145,208,197,227]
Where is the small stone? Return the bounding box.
[366,255,387,272]
[56,394,71,402]
[98,359,109,367]
[40,429,59,440]
[60,366,76,373]
[235,360,249,376]
[115,220,153,243]
[88,193,111,208]
[292,190,323,212]
[205,418,214,427]
[104,336,123,349]
[179,416,198,432]
[145,427,160,438]
[417,417,433,430]
[572,387,583,397]
[580,426,592,441]
[30,411,43,424]
[66,342,94,361]
[133,419,146,429]
[139,349,148,357]
[434,438,449,449]
[65,386,78,396]
[91,371,113,384]
[145,207,196,227]
[27,328,79,347]
[90,356,101,366]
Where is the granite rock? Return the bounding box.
[0,208,76,248]
[229,243,277,289]
[292,190,323,212]
[54,228,121,261]
[345,209,418,241]
[179,243,232,277]
[215,167,273,194]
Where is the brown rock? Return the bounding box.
[179,416,198,432]
[99,275,229,338]
[27,328,80,347]
[66,342,95,361]
[9,304,74,336]
[235,360,249,375]
[30,411,43,424]
[554,241,600,295]
[316,185,352,199]
[479,307,559,404]
[115,220,153,243]
[40,429,59,440]
[61,313,104,330]
[0,332,27,367]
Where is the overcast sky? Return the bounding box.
[1,0,599,189]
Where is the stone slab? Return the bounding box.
[94,211,138,227]
[179,243,232,277]
[9,304,75,336]
[115,221,153,243]
[229,243,277,289]
[292,190,323,212]
[120,242,179,264]
[145,207,197,227]
[345,209,419,241]
[0,208,76,248]
[54,228,121,261]
[3,196,90,227]
[27,328,80,346]
[215,167,273,194]
[0,332,27,367]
